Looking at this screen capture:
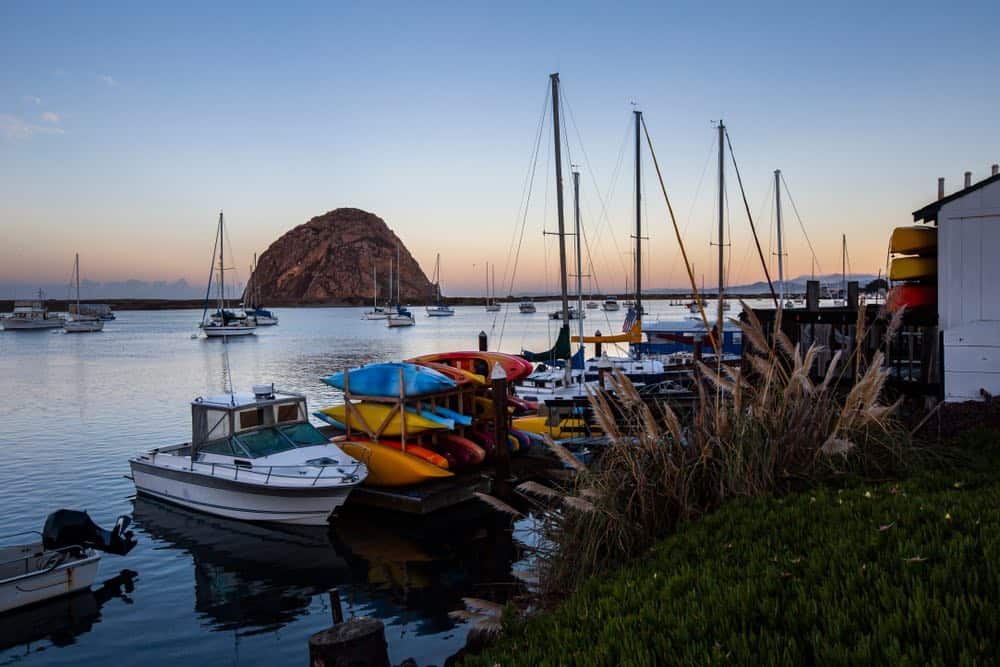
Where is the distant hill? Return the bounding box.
[645,273,879,296]
[248,208,433,305]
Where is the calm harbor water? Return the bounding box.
[0,301,762,665]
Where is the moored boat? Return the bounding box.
[518,300,537,313]
[129,385,366,525]
[200,212,256,338]
[1,292,64,330]
[601,296,620,312]
[64,254,104,333]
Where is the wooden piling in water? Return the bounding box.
[490,362,511,498]
[309,617,389,667]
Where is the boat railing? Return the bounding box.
[0,541,94,579]
[181,457,365,486]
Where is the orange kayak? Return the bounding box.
[408,351,534,382]
[347,437,449,470]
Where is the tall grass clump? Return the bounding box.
[534,302,914,599]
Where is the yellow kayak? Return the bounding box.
[513,415,593,440]
[889,256,937,281]
[339,440,453,487]
[890,226,937,255]
[319,403,448,436]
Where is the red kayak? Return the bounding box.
[887,284,936,312]
[427,434,486,469]
[408,351,534,382]
[410,360,486,387]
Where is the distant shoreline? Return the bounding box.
[1,293,783,312]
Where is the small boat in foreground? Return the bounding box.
[1,510,136,613]
[129,385,366,526]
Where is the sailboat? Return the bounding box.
[425,253,455,317]
[586,270,598,309]
[387,246,415,327]
[773,170,796,310]
[362,266,389,320]
[485,263,501,312]
[245,253,278,325]
[63,254,104,333]
[200,212,256,337]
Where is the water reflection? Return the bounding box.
[0,570,137,656]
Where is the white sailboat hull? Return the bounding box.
[386,316,415,327]
[425,307,454,317]
[202,324,256,337]
[63,319,104,333]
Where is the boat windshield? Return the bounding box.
[234,427,298,458]
[278,422,329,447]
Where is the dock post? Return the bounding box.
[308,617,389,667]
[490,362,511,498]
[806,280,820,312]
[594,330,602,358]
[847,281,859,310]
[478,330,488,351]
[329,588,344,625]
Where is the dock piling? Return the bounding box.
[308,617,389,667]
[478,330,488,351]
[490,362,511,497]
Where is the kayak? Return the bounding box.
[410,361,486,387]
[889,256,937,281]
[890,225,937,256]
[323,362,456,397]
[428,434,486,468]
[408,351,534,382]
[886,284,937,312]
[345,437,450,470]
[470,428,519,456]
[339,440,453,487]
[513,415,592,440]
[318,403,448,436]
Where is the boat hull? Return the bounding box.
[63,320,104,333]
[129,461,353,525]
[202,325,256,337]
[0,546,100,613]
[1,318,63,330]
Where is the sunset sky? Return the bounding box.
[2,2,997,297]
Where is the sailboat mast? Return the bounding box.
[775,169,784,308]
[634,109,642,318]
[492,264,497,305]
[75,253,81,314]
[217,212,225,312]
[717,121,726,337]
[397,246,401,306]
[550,73,570,326]
[573,169,584,369]
[842,234,847,301]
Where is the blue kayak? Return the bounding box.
[323,362,457,397]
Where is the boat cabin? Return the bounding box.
[191,385,328,460]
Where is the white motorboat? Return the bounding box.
[64,254,104,333]
[362,306,391,320]
[601,296,621,312]
[129,384,367,526]
[425,304,455,317]
[518,300,536,313]
[549,306,585,320]
[1,292,64,330]
[0,510,135,613]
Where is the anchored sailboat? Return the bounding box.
[425,253,455,317]
[485,263,501,311]
[200,212,256,338]
[63,254,104,333]
[245,253,278,325]
[387,246,415,327]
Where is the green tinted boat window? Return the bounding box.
[279,422,328,446]
[235,428,296,458]
[199,437,240,456]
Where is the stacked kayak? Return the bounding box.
[887,225,937,312]
[318,355,533,488]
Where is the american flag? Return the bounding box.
[622,307,637,333]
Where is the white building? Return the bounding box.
[913,168,1000,402]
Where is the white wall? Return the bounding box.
[938,179,1000,401]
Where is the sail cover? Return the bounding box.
[522,324,571,363]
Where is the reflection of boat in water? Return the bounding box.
[0,569,136,653]
[132,496,350,632]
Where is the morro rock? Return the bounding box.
[248,208,433,305]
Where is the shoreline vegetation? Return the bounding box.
[459,305,1000,664]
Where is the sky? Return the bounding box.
[1,1,998,298]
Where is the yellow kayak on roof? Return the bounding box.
[890,226,937,255]
[339,440,454,487]
[889,256,937,281]
[319,403,448,436]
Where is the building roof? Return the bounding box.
[913,172,1000,223]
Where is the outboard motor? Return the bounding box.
[42,509,138,556]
